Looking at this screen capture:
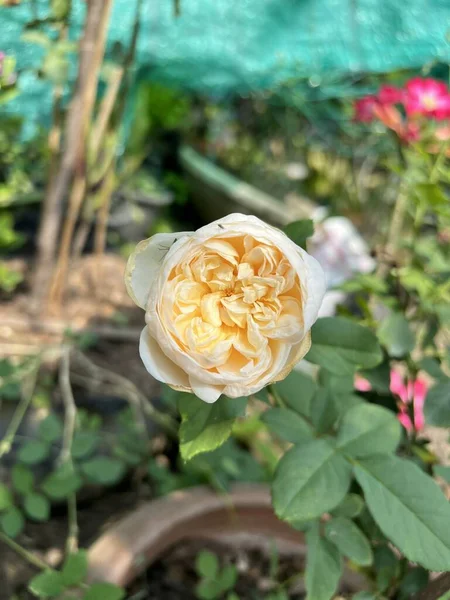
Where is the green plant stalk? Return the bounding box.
[429,141,449,184]
[0,531,48,571]
[0,363,39,458]
[268,384,286,409]
[66,493,78,556]
[59,347,79,556]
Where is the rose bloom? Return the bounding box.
[354,96,378,122]
[378,84,404,105]
[125,214,326,403]
[404,77,450,120]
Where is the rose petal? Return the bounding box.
[413,378,427,430]
[125,232,191,309]
[188,376,223,403]
[398,412,413,432]
[354,376,372,392]
[139,326,190,389]
[390,370,408,403]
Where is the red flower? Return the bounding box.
[354,96,378,122]
[405,77,450,120]
[379,84,404,105]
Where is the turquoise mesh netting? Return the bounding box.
[1,0,450,134]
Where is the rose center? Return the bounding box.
[163,235,303,370]
[421,93,437,110]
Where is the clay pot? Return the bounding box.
[87,484,366,594]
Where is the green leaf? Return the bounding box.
[81,457,125,485]
[38,414,63,443]
[24,493,50,521]
[332,393,363,419]
[434,465,450,483]
[18,440,50,465]
[196,550,219,578]
[21,31,51,48]
[424,380,450,427]
[360,360,391,394]
[373,545,400,592]
[331,493,365,518]
[352,593,378,600]
[12,464,34,495]
[0,506,24,538]
[310,388,339,433]
[415,183,449,208]
[319,370,354,393]
[28,570,65,598]
[305,522,342,600]
[113,444,142,466]
[398,568,428,600]
[62,550,88,587]
[178,394,247,461]
[340,273,388,295]
[354,454,450,571]
[41,463,82,499]
[196,579,221,600]
[378,313,414,358]
[82,582,125,600]
[275,370,317,417]
[71,432,99,460]
[0,483,13,511]
[325,517,373,566]
[217,564,238,592]
[336,404,401,458]
[284,219,314,248]
[272,439,352,523]
[306,317,383,375]
[419,357,447,381]
[261,408,314,443]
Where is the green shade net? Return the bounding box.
[1,0,450,134]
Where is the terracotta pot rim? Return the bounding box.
[87,483,365,593]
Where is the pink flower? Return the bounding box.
[354,375,372,392]
[404,77,450,120]
[379,85,404,105]
[390,370,427,432]
[354,96,379,122]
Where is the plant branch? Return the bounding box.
[59,347,77,464]
[72,350,179,437]
[0,360,40,458]
[376,182,408,279]
[59,346,79,555]
[411,572,450,600]
[43,0,114,310]
[0,531,48,571]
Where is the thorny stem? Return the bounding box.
[0,361,40,458]
[0,531,48,571]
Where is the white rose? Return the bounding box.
[125,213,326,403]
